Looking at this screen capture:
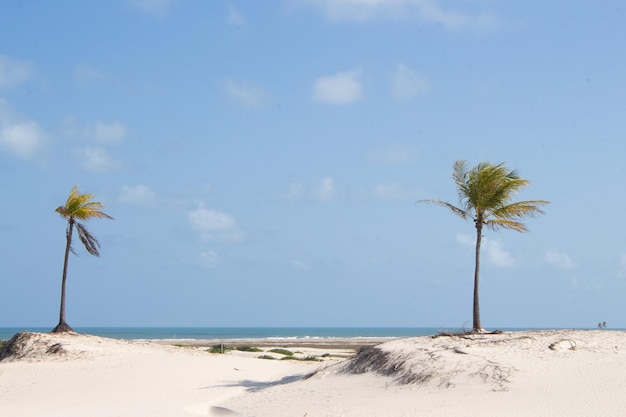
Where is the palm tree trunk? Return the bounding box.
[52,220,75,333]
[472,221,483,332]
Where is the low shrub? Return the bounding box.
[236,346,263,352]
[207,344,232,354]
[357,345,374,354]
[268,348,293,356]
[281,355,320,362]
[258,354,276,360]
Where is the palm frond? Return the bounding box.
[75,222,101,257]
[425,161,550,234]
[452,160,472,207]
[491,200,550,222]
[484,218,527,232]
[57,185,114,222]
[467,163,518,210]
[57,185,112,257]
[417,199,472,221]
[66,223,78,255]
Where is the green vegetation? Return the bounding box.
[201,344,329,362]
[281,355,321,362]
[236,346,263,352]
[207,344,232,354]
[268,348,293,356]
[0,340,6,350]
[258,354,276,360]
[53,185,113,333]
[358,345,374,354]
[206,345,268,354]
[419,161,549,333]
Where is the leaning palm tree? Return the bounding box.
[419,161,549,333]
[52,185,113,333]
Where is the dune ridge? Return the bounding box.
[1,330,625,416]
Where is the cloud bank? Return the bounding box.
[312,69,364,105]
[118,184,157,206]
[188,205,244,242]
[544,249,576,270]
[302,0,498,30]
[456,234,516,268]
[67,120,128,173]
[0,99,46,159]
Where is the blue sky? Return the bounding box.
[1,0,626,329]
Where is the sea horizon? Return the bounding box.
[0,326,610,342]
[0,326,443,341]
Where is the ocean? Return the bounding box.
[0,327,442,341]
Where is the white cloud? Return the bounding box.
[0,55,33,89]
[391,63,429,101]
[302,0,498,30]
[225,79,270,108]
[312,69,364,105]
[73,146,119,173]
[303,0,400,21]
[227,3,246,28]
[128,0,176,17]
[118,184,156,206]
[0,121,46,160]
[456,233,474,248]
[456,234,516,268]
[366,142,418,164]
[484,238,517,268]
[544,249,576,270]
[418,0,497,30]
[65,119,126,173]
[314,177,335,202]
[188,205,244,242]
[0,99,46,159]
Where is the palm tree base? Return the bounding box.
[51,322,75,333]
[471,328,504,335]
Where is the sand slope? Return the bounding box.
[1,330,625,417]
[222,330,626,417]
[0,332,328,417]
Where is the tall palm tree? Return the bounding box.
[52,185,113,333]
[419,161,549,333]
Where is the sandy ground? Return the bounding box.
[1,330,625,416]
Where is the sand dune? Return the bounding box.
[1,330,625,416]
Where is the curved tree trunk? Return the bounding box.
[52,219,75,333]
[472,220,483,332]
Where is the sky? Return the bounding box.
[1,0,626,330]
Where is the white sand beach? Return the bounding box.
[1,330,625,416]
